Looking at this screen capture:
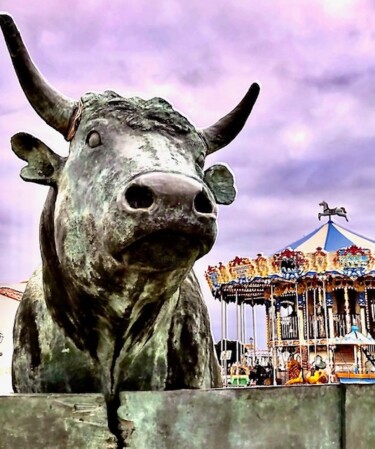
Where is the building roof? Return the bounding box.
[0,287,23,302]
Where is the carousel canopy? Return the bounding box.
[280,220,375,253]
[205,205,375,302]
[333,325,375,345]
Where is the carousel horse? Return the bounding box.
[318,201,348,221]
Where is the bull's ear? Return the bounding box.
[11,132,64,186]
[204,163,236,205]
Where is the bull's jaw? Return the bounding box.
[114,229,203,273]
[108,198,217,274]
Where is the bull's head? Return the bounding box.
[1,14,260,282]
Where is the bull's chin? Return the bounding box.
[115,230,210,273]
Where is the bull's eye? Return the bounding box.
[86,131,102,148]
[196,153,205,169]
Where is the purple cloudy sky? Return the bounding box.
[2,0,375,344]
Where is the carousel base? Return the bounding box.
[336,372,375,384]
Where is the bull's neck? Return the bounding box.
[96,268,189,391]
[106,265,190,319]
[98,265,190,346]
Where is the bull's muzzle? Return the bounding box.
[111,172,217,269]
[121,172,217,218]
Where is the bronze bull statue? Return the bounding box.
[0,15,259,403]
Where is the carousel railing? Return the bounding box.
[279,316,328,340]
[278,314,362,341]
[370,301,375,321]
[332,313,361,337]
[307,315,327,339]
[280,316,299,340]
[273,313,366,342]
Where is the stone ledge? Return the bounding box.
[0,394,116,449]
[1,385,375,449]
[119,385,342,449]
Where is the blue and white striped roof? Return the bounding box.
[280,220,375,253]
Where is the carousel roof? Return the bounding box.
[205,206,375,301]
[280,220,375,253]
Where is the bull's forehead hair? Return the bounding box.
[80,90,198,137]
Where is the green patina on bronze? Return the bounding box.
[0,13,260,447]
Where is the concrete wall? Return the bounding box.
[0,394,117,449]
[1,385,375,449]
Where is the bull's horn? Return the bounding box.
[0,13,77,138]
[202,83,260,154]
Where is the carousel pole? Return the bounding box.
[313,287,317,357]
[358,290,367,335]
[240,302,244,363]
[243,301,247,354]
[295,282,303,360]
[236,291,239,367]
[242,301,247,362]
[266,303,271,351]
[220,290,224,380]
[358,344,363,374]
[271,284,277,386]
[344,286,351,333]
[325,285,335,376]
[306,290,310,360]
[326,287,335,341]
[360,303,367,334]
[224,297,228,386]
[276,294,282,344]
[322,278,331,374]
[252,302,257,357]
[365,288,371,334]
[328,307,334,340]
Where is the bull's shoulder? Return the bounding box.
[12,267,101,393]
[166,270,221,388]
[179,270,211,321]
[13,266,45,361]
[180,270,204,300]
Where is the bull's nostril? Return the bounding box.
[125,185,154,209]
[194,191,213,214]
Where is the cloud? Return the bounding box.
[2,0,375,344]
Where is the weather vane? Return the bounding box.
[318,201,348,222]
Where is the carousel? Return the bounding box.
[205,202,375,386]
